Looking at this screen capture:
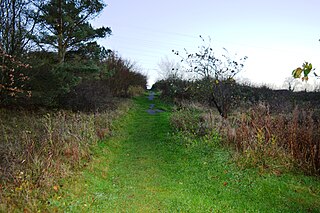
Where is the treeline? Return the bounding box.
[153,77,320,115]
[0,0,147,111]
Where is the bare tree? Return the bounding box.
[0,0,38,56]
[283,77,302,92]
[157,56,182,80]
[173,36,247,118]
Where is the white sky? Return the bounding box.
[93,0,320,88]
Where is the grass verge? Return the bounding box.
[0,99,131,212]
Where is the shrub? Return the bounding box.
[170,103,216,137]
[127,85,145,97]
[99,52,147,97]
[61,80,114,112]
[25,61,79,107]
[154,77,243,117]
[170,104,222,150]
[0,47,31,105]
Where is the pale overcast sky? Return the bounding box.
[93,0,320,88]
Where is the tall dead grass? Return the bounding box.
[216,104,320,175]
[170,101,320,176]
[0,100,131,211]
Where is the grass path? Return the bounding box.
[50,94,320,212]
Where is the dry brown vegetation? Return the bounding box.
[226,105,320,175]
[170,101,320,176]
[0,100,131,211]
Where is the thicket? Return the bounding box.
[154,78,320,113]
[0,0,147,110]
[1,50,146,110]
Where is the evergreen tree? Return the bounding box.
[32,0,111,63]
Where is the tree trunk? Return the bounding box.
[57,0,64,63]
[210,92,227,118]
[58,46,66,63]
[10,0,16,55]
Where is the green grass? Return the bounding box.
[49,94,320,212]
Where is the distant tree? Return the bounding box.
[99,52,147,97]
[157,56,182,80]
[173,35,247,118]
[32,0,111,63]
[283,77,302,92]
[313,81,320,92]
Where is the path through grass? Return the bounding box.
[50,93,320,212]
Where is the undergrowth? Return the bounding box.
[228,104,320,176]
[170,102,320,176]
[0,100,131,212]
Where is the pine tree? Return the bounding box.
[33,0,111,63]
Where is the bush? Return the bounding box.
[127,85,145,97]
[2,51,147,109]
[170,103,216,137]
[169,104,222,151]
[61,80,114,112]
[99,52,147,97]
[25,62,79,107]
[154,77,244,118]
[0,47,31,106]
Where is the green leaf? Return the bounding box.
[292,67,302,78]
[302,62,312,77]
